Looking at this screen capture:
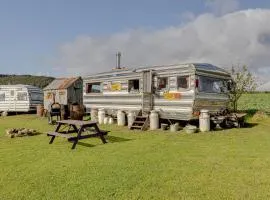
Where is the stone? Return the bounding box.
[6,127,38,138]
[17,131,24,137]
[6,129,13,135]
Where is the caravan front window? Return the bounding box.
[198,76,228,93]
[0,93,5,101]
[17,92,28,101]
[86,83,102,93]
[30,93,43,101]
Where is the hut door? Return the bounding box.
[142,70,153,114]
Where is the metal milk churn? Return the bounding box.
[98,108,105,124]
[108,117,114,125]
[150,110,159,130]
[117,110,126,126]
[199,109,210,132]
[127,111,136,128]
[103,117,109,124]
[91,108,98,122]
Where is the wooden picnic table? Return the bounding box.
[47,120,108,149]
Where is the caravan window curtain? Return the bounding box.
[0,93,5,101]
[17,92,28,101]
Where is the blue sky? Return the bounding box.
[0,0,270,77]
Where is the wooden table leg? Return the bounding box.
[49,136,55,144]
[94,124,107,144]
[49,123,61,144]
[99,134,107,144]
[71,124,79,133]
[71,125,81,149]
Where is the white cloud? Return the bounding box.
[54,9,270,80]
[205,0,240,15]
[179,11,196,23]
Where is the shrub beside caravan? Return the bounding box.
[83,63,232,122]
[0,85,43,114]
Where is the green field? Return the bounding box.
[238,93,270,111]
[1,114,270,199]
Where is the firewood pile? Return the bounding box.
[6,128,38,138]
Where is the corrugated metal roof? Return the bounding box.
[43,77,81,90]
[84,63,231,79]
[193,63,229,74]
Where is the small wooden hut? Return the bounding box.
[43,77,83,111]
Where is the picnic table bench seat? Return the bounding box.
[47,130,109,138]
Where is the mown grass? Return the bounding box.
[238,93,270,111]
[1,115,270,199]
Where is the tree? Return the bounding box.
[0,75,54,88]
[229,64,257,112]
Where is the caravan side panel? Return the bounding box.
[0,85,43,112]
[83,64,196,120]
[153,91,195,120]
[84,93,142,115]
[0,86,17,112]
[0,86,30,112]
[83,72,142,115]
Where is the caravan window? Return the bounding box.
[30,93,43,101]
[128,79,140,92]
[198,76,228,93]
[86,83,102,93]
[157,77,168,91]
[17,92,28,101]
[177,76,189,90]
[10,90,14,96]
[0,93,5,101]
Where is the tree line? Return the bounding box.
[0,74,55,89]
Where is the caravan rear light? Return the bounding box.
[195,79,199,88]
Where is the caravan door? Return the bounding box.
[142,70,153,114]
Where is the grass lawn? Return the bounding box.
[238,93,270,111]
[1,115,270,199]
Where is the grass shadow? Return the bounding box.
[105,135,132,143]
[30,131,43,136]
[77,142,96,148]
[66,135,132,148]
[242,123,259,128]
[68,141,96,148]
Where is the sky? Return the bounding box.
[0,0,270,80]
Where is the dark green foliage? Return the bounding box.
[0,74,55,89]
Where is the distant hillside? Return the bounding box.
[0,75,55,89]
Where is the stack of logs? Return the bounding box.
[6,128,38,138]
